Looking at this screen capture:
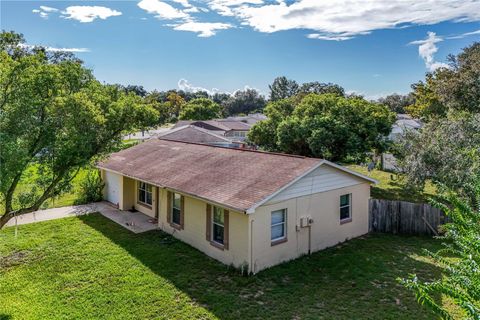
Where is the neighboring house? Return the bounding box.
[173,119,251,142]
[388,113,423,142]
[383,114,423,172]
[98,139,376,273]
[157,125,242,148]
[225,113,267,125]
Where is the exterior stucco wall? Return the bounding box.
[157,189,250,268]
[250,183,370,273]
[101,169,370,273]
[122,176,135,211]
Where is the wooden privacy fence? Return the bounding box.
[369,199,449,236]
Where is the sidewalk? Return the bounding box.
[5,202,158,234]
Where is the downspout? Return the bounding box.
[250,217,255,274]
[308,225,311,255]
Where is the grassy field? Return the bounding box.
[346,165,437,203]
[0,214,454,319]
[13,165,93,209]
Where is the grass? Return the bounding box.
[13,165,93,210]
[0,214,454,319]
[346,165,437,203]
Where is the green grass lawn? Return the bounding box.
[346,165,437,203]
[13,165,93,210]
[0,214,454,319]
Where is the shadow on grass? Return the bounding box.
[79,213,443,319]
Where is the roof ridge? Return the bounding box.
[156,138,320,160]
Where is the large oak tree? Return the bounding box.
[0,31,158,229]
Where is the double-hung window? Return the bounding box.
[138,182,152,206]
[271,209,286,242]
[212,206,224,245]
[340,194,352,222]
[171,193,181,225]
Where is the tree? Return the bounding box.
[299,81,345,97]
[145,90,185,123]
[178,98,222,120]
[212,92,230,106]
[249,94,395,161]
[224,88,266,115]
[406,74,447,119]
[122,85,148,97]
[269,76,299,101]
[396,114,480,195]
[247,99,296,150]
[0,31,158,229]
[407,42,480,120]
[400,179,480,319]
[378,93,415,114]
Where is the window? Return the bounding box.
[340,194,351,221]
[138,182,152,206]
[212,206,224,245]
[271,209,286,242]
[171,193,181,225]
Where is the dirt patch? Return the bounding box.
[0,250,31,268]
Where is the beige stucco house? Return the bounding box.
[98,139,376,273]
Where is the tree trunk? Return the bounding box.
[0,212,14,230]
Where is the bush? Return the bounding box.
[399,179,480,319]
[75,170,105,204]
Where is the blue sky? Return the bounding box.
[1,0,480,98]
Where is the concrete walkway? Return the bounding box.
[5,201,159,234]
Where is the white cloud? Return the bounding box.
[447,29,480,39]
[62,6,122,23]
[138,0,232,37]
[172,0,192,8]
[178,79,219,94]
[20,44,90,53]
[307,33,353,41]
[39,6,58,13]
[33,5,59,19]
[409,32,449,72]
[178,79,263,95]
[174,21,232,37]
[208,0,480,40]
[137,0,188,20]
[208,0,264,16]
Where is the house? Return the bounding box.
[97,139,376,273]
[382,114,423,171]
[157,125,243,148]
[173,119,251,142]
[225,113,267,125]
[388,113,422,141]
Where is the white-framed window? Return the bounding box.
[271,209,286,241]
[340,194,351,221]
[138,182,152,206]
[171,193,181,225]
[212,206,224,245]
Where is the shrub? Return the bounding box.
[75,170,105,204]
[399,179,480,319]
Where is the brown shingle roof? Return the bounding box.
[172,120,251,131]
[158,125,232,144]
[98,139,320,211]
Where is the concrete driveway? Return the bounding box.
[5,201,158,234]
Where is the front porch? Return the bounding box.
[96,201,158,234]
